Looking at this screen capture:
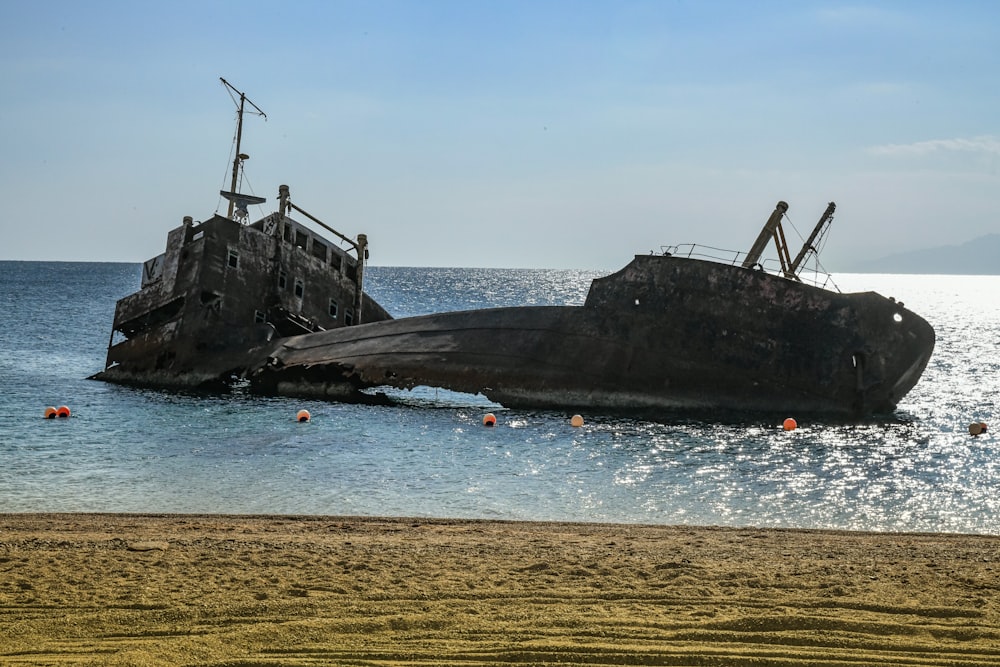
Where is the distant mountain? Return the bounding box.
[842,234,1000,275]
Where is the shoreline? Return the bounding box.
[4,513,1000,665]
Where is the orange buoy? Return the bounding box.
[296,409,311,422]
[570,414,585,427]
[782,417,797,431]
[482,413,497,427]
[56,405,71,418]
[44,406,58,419]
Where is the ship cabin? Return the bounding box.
[102,185,391,380]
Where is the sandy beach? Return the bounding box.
[2,514,1000,665]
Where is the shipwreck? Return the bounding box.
[94,82,935,418]
[250,202,935,417]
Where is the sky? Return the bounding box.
[1,1,997,270]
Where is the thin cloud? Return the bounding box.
[869,136,1000,157]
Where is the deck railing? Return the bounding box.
[659,244,839,291]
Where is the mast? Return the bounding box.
[742,201,789,271]
[219,78,266,218]
[742,201,836,280]
[789,202,836,275]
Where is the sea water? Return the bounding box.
[1,261,998,534]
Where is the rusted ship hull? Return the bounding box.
[89,82,934,418]
[250,255,935,417]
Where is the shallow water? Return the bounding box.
[1,261,997,533]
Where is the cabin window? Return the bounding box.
[345,309,354,326]
[278,270,287,290]
[312,239,328,263]
[254,310,266,324]
[294,278,304,298]
[283,225,294,243]
[200,290,221,305]
[328,299,338,318]
[294,231,308,251]
[228,248,239,269]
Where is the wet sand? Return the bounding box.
[2,513,1000,665]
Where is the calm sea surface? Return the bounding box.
[1,261,998,534]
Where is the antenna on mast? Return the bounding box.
[219,78,266,219]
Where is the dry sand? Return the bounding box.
[2,514,1000,665]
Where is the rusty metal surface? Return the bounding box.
[92,205,391,391]
[251,255,935,417]
[93,191,935,418]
